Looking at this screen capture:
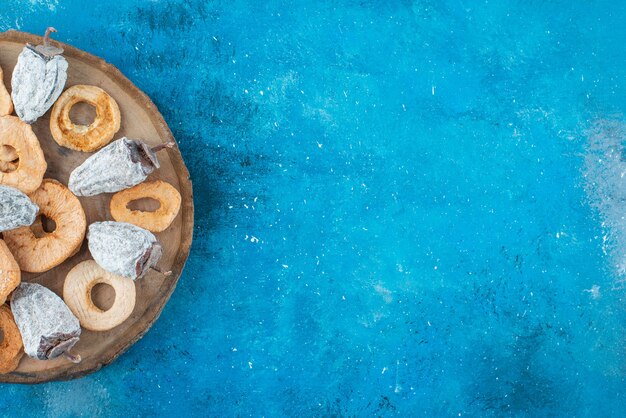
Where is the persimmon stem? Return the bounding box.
[151,141,175,153]
[43,27,57,48]
[151,266,172,276]
[63,350,81,364]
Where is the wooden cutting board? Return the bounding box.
[0,30,194,384]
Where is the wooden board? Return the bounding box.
[0,30,194,384]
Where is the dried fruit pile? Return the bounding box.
[0,28,182,373]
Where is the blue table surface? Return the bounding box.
[2,0,626,416]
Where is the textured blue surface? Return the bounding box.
[2,0,626,416]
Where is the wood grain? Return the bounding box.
[0,30,194,384]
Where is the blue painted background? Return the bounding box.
[2,0,626,416]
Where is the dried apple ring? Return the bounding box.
[0,305,23,374]
[0,65,13,117]
[63,260,136,331]
[0,145,19,173]
[0,240,20,305]
[110,180,182,233]
[50,85,121,152]
[4,179,86,273]
[0,116,46,194]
